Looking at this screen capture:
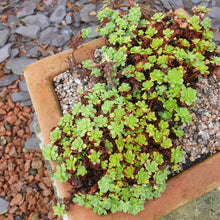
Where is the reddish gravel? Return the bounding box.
[0,77,61,220]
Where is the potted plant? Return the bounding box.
[24,1,220,219]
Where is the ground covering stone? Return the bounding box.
[17,4,36,18]
[0,75,19,88]
[11,91,31,102]
[80,4,98,23]
[0,198,9,215]
[0,29,10,47]
[23,13,50,30]
[0,43,12,63]
[49,5,66,24]
[15,25,41,39]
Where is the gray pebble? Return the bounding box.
[11,91,31,102]
[17,4,36,18]
[15,25,41,39]
[65,14,72,24]
[0,29,10,47]
[0,74,19,88]
[214,31,220,42]
[73,12,81,24]
[0,136,7,146]
[51,33,71,47]
[7,15,19,31]
[191,0,202,3]
[89,25,100,38]
[0,43,12,63]
[80,4,98,23]
[5,57,37,75]
[23,0,41,5]
[76,0,88,7]
[20,99,33,107]
[25,46,41,57]
[30,112,38,133]
[39,27,58,45]
[24,134,40,150]
[0,198,9,215]
[10,48,19,59]
[160,0,184,10]
[209,7,220,19]
[19,80,28,92]
[50,5,66,24]
[57,0,67,6]
[29,168,37,176]
[23,13,50,30]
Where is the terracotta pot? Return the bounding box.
[24,37,220,219]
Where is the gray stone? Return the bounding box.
[24,134,40,150]
[8,34,16,43]
[20,99,33,106]
[43,0,53,6]
[76,0,88,6]
[23,0,41,5]
[160,0,184,10]
[211,19,220,29]
[191,0,202,3]
[29,168,37,176]
[5,57,37,75]
[7,15,19,31]
[19,80,28,92]
[15,25,41,39]
[73,12,81,24]
[0,136,7,146]
[0,21,6,30]
[0,29,10,47]
[17,4,36,18]
[0,198,9,214]
[214,31,220,42]
[50,5,66,24]
[11,91,31,102]
[209,7,220,19]
[89,25,99,38]
[57,0,67,6]
[25,46,41,57]
[80,4,98,23]
[39,27,58,45]
[51,33,71,47]
[65,14,72,24]
[0,74,19,88]
[30,112,38,133]
[0,43,12,63]
[23,13,50,30]
[10,48,19,59]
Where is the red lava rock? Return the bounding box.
[17,130,24,137]
[0,125,6,136]
[13,106,20,115]
[8,97,15,109]
[8,146,17,157]
[24,160,31,172]
[0,108,6,114]
[23,106,32,113]
[31,159,43,169]
[6,114,17,124]
[14,119,21,126]
[42,177,52,188]
[10,193,22,206]
[5,130,12,136]
[42,189,51,197]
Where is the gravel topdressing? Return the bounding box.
[53,68,220,174]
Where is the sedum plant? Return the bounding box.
[43,0,220,216]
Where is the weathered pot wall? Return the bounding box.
[24,38,220,220]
